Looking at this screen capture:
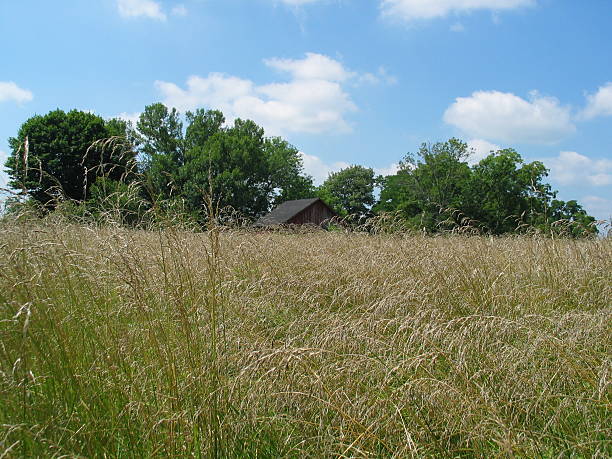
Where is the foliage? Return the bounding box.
[4,110,135,206]
[136,103,185,201]
[317,165,377,218]
[377,138,471,230]
[137,105,314,219]
[377,138,597,236]
[4,108,595,235]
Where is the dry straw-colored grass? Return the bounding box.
[0,218,610,457]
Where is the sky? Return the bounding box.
[1,0,611,222]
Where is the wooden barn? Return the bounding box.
[256,198,337,227]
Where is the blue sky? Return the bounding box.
[1,0,611,221]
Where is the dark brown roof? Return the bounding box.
[256,198,330,225]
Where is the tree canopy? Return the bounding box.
[3,107,597,236]
[135,104,315,219]
[317,165,377,219]
[5,109,134,205]
[376,139,597,235]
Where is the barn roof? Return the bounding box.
[256,198,331,225]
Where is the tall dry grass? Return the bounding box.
[0,217,610,457]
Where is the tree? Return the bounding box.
[265,137,315,206]
[179,118,271,217]
[376,139,597,235]
[318,165,376,218]
[134,104,314,219]
[5,109,135,206]
[545,199,597,237]
[179,118,314,218]
[376,139,472,230]
[464,149,552,233]
[135,103,184,200]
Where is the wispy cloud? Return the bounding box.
[467,139,501,164]
[0,81,33,104]
[116,112,141,126]
[381,0,535,22]
[581,196,612,222]
[450,22,465,32]
[117,0,167,21]
[272,0,325,5]
[171,4,188,16]
[374,162,400,177]
[356,67,398,86]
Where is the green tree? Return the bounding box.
[5,109,135,206]
[179,118,313,218]
[464,149,553,233]
[135,103,185,201]
[318,165,377,218]
[545,199,597,237]
[376,139,472,230]
[134,106,314,219]
[184,108,225,151]
[265,137,315,206]
[376,139,596,236]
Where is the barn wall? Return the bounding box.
[289,202,335,225]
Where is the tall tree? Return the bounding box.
[377,139,597,235]
[184,108,225,151]
[318,165,377,218]
[179,118,313,218]
[464,149,552,233]
[5,109,135,205]
[134,105,314,219]
[136,103,184,200]
[265,137,315,206]
[376,139,472,230]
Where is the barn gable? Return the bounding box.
[256,198,337,226]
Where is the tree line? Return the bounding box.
[3,105,597,236]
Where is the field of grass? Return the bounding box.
[0,218,610,457]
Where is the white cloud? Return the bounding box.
[356,66,398,86]
[155,53,359,135]
[171,5,188,16]
[300,152,349,184]
[542,151,612,187]
[450,22,465,32]
[117,112,141,126]
[444,90,575,144]
[265,53,354,82]
[117,0,166,20]
[381,0,535,21]
[0,81,33,104]
[467,138,501,164]
[580,82,612,120]
[374,163,400,177]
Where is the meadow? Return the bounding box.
[0,217,610,457]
